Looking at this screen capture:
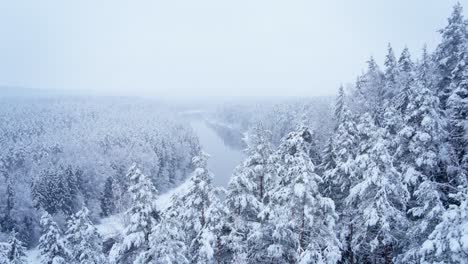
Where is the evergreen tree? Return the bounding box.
[434,2,468,109]
[419,186,468,263]
[395,47,416,114]
[1,180,15,232]
[0,242,10,264]
[167,152,226,264]
[38,212,70,264]
[6,231,26,264]
[261,128,340,263]
[100,176,115,217]
[135,211,189,264]
[417,45,437,91]
[323,109,358,201]
[109,163,160,264]
[383,43,399,100]
[225,126,273,262]
[396,81,451,262]
[354,57,385,123]
[346,115,409,263]
[66,207,107,264]
[322,108,359,264]
[334,85,346,124]
[447,40,468,180]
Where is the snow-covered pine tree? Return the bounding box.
[419,186,468,263]
[447,40,468,182]
[135,211,189,264]
[38,212,70,264]
[383,43,399,101]
[434,2,468,109]
[321,85,349,174]
[417,45,437,91]
[346,114,409,263]
[100,176,115,217]
[353,57,385,122]
[66,207,107,264]
[0,242,9,264]
[109,163,160,264]
[323,109,358,203]
[261,127,340,264]
[165,152,226,264]
[322,109,359,264]
[5,231,26,264]
[225,126,273,262]
[1,179,15,233]
[334,85,346,125]
[395,47,416,114]
[396,79,451,262]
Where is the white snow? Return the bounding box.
[25,248,40,264]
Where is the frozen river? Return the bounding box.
[190,120,244,186]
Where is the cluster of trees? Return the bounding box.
[0,3,467,264]
[105,4,465,263]
[0,98,200,247]
[212,97,334,148]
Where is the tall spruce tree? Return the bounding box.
[225,126,273,262]
[346,114,409,263]
[166,152,226,264]
[383,43,399,101]
[447,40,468,181]
[135,211,189,264]
[66,207,107,264]
[419,186,468,263]
[38,212,70,264]
[261,128,340,264]
[396,80,452,262]
[109,164,160,264]
[100,176,115,217]
[434,2,468,109]
[6,231,26,264]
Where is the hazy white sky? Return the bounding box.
[0,0,465,98]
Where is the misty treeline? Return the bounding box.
[1,3,468,264]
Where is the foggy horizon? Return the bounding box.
[1,0,464,98]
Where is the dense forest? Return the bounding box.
[1,3,468,264]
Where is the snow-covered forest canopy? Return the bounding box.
[1,3,468,264]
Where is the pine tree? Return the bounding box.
[334,85,346,124]
[396,80,451,262]
[383,43,399,100]
[395,47,416,114]
[419,186,468,263]
[323,109,358,202]
[0,242,10,264]
[167,152,226,264]
[417,45,437,91]
[135,211,189,264]
[6,231,26,264]
[447,40,468,181]
[100,176,115,217]
[261,128,340,263]
[38,212,69,264]
[1,180,15,232]
[354,57,385,124]
[322,108,359,264]
[66,207,107,264]
[109,163,160,263]
[225,126,273,262]
[346,115,409,263]
[434,2,468,109]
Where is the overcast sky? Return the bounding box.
[0,0,465,98]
